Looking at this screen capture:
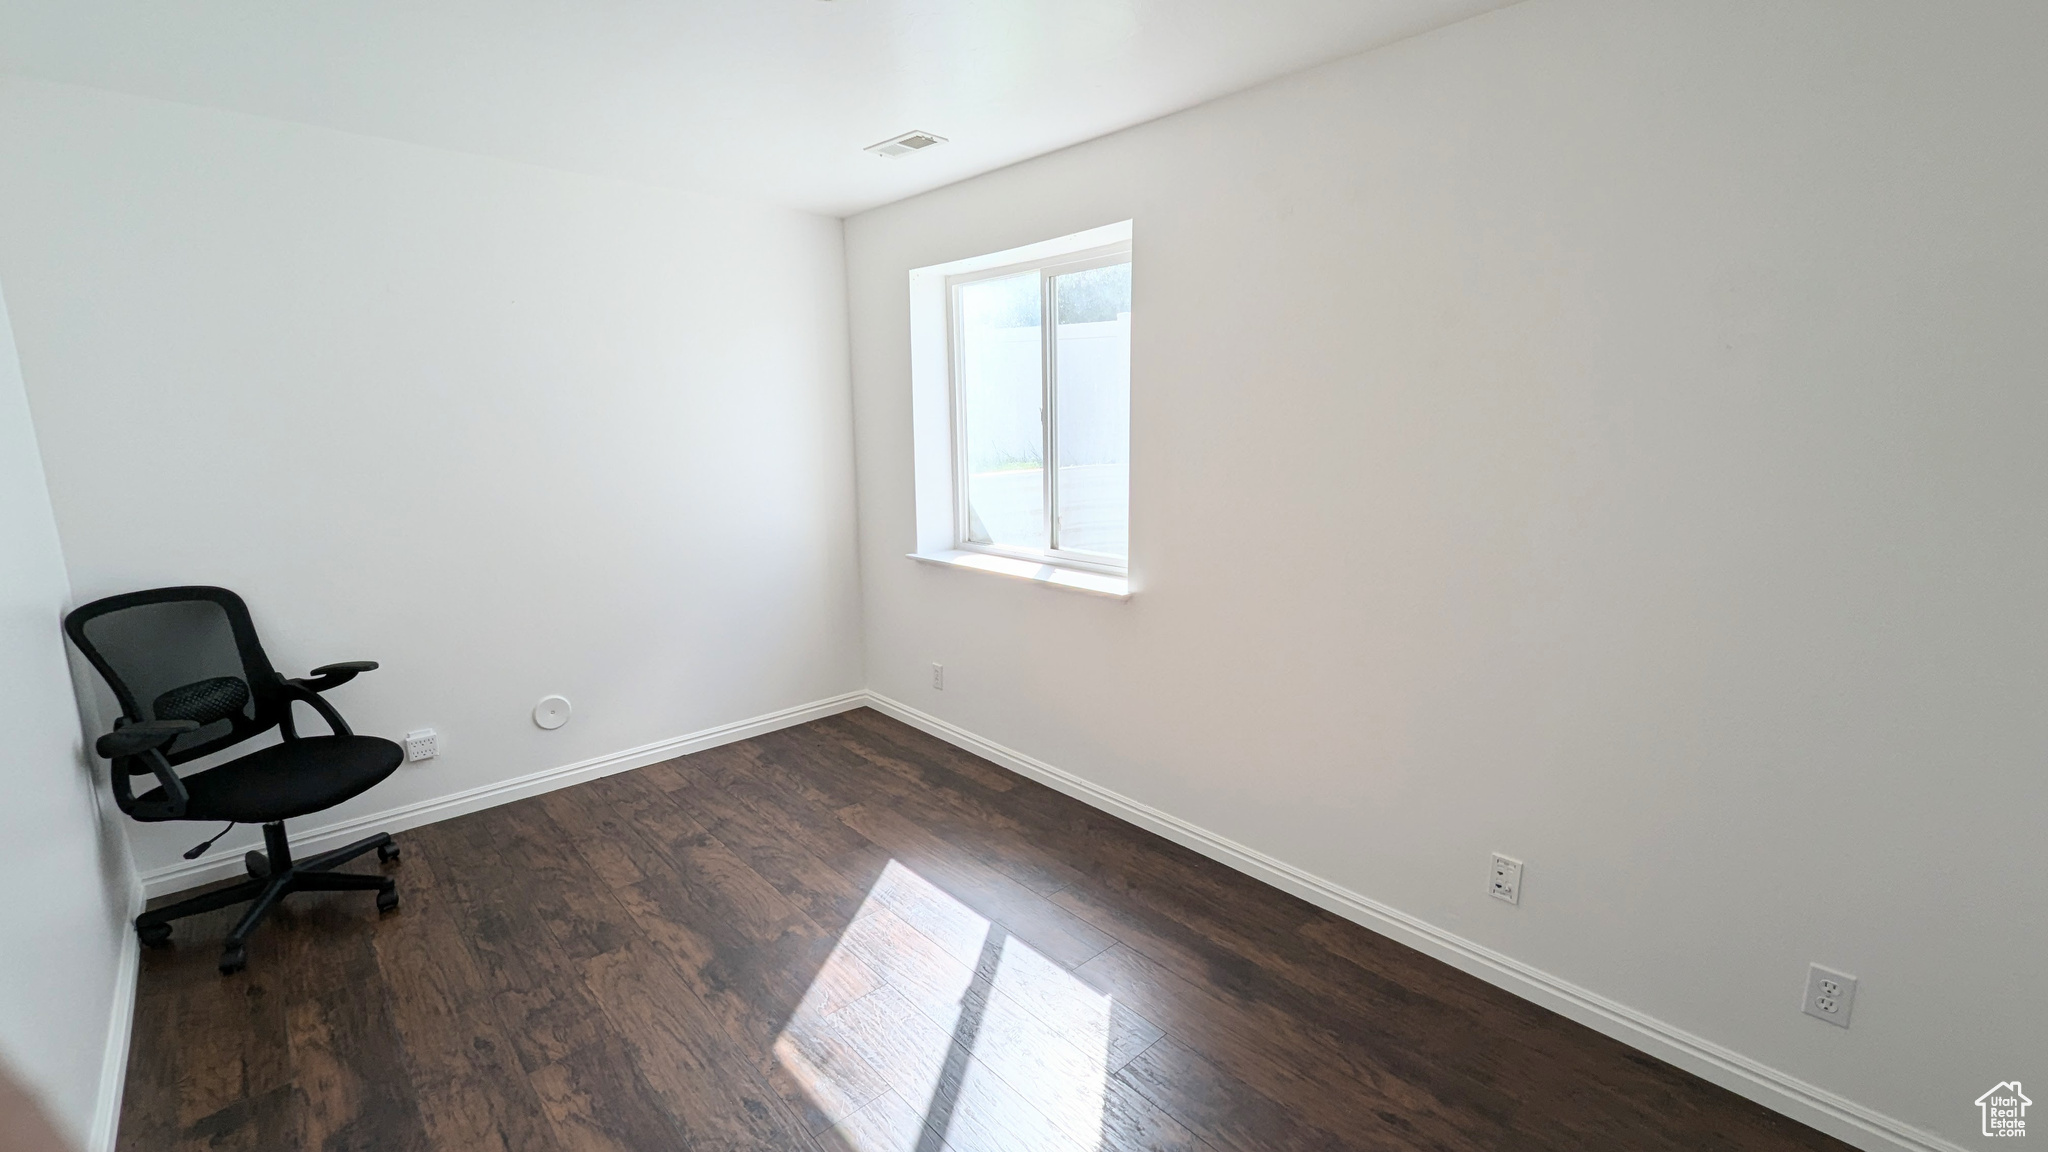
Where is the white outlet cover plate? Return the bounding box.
[534,695,572,730]
[1489,853,1523,905]
[1803,964,1857,1027]
[403,728,438,761]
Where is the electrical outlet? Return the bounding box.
[1803,964,1856,1027]
[404,728,438,762]
[932,663,944,690]
[1489,853,1523,905]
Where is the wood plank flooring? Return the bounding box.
[119,709,1853,1152]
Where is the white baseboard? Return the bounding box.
[88,879,143,1152]
[860,693,1965,1152]
[141,690,867,898]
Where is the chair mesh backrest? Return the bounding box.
[65,587,282,765]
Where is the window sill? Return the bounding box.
[907,551,1131,600]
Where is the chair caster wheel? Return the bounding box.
[377,842,401,864]
[219,946,247,976]
[137,923,172,948]
[245,850,270,878]
[376,887,399,914]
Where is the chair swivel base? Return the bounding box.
[136,821,401,974]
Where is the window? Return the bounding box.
[948,242,1131,573]
[905,222,1132,598]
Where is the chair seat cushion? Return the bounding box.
[141,735,404,823]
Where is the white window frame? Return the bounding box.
[945,240,1131,577]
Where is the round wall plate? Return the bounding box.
[533,695,572,730]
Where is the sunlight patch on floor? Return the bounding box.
[774,859,1115,1152]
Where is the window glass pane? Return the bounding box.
[1053,261,1131,559]
[957,272,1046,550]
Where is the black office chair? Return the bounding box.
[65,586,405,974]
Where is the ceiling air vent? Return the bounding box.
[866,130,948,158]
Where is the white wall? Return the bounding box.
[845,2,2047,1147]
[0,77,864,881]
[0,275,135,1147]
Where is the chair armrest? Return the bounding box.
[292,660,379,693]
[96,722,196,820]
[95,720,198,760]
[278,680,355,738]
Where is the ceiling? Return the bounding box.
[0,0,1515,217]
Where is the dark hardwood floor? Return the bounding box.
[118,708,1852,1152]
